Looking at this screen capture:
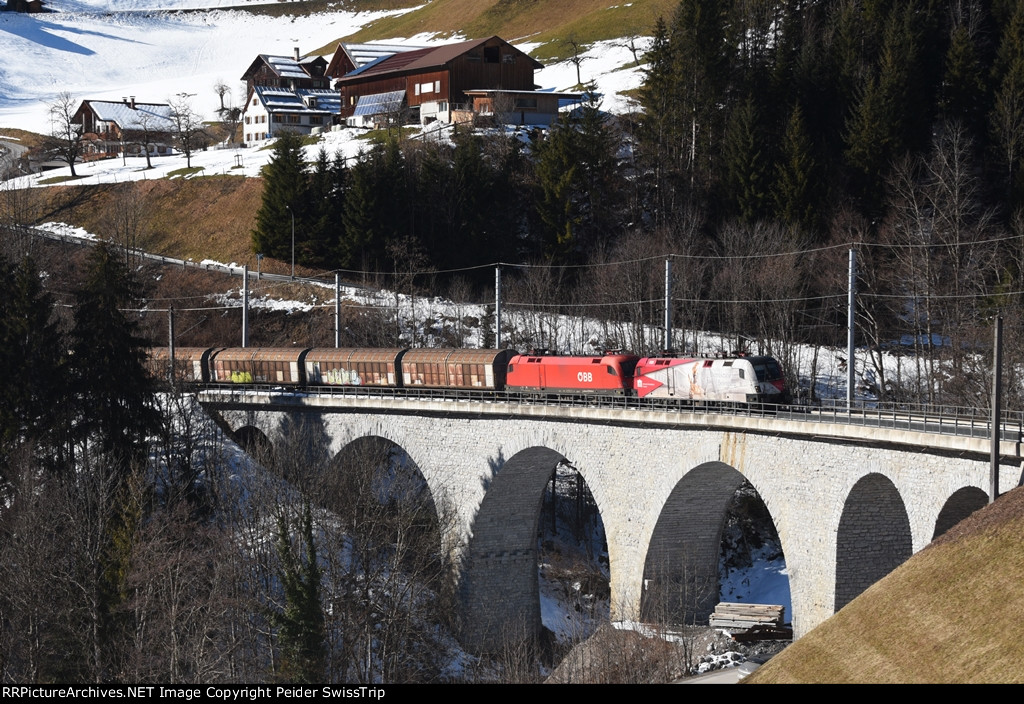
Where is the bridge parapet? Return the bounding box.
[197,387,1024,459]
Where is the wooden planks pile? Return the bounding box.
[710,602,785,631]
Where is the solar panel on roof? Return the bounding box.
[353,91,405,117]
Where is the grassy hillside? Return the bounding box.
[748,486,1024,684]
[32,176,263,265]
[313,0,676,62]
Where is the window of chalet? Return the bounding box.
[514,97,538,110]
[273,115,283,123]
[287,115,301,123]
[419,82,434,94]
[484,46,499,63]
[309,115,322,124]
[468,52,481,62]
[503,54,515,64]
[434,80,441,93]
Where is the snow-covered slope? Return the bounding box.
[0,0,647,133]
[0,1,394,129]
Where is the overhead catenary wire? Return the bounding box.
[28,228,1024,314]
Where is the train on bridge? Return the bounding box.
[150,347,790,404]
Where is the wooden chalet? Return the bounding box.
[240,48,339,142]
[335,36,544,127]
[242,87,341,142]
[74,98,175,160]
[240,48,330,95]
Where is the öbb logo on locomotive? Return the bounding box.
[150,347,790,404]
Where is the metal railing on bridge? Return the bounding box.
[195,384,1024,445]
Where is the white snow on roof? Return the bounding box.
[344,43,428,68]
[252,87,340,114]
[264,55,311,80]
[87,100,175,130]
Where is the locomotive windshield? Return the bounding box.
[752,359,783,382]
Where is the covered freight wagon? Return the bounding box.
[304,348,405,387]
[401,348,514,390]
[147,347,215,384]
[208,347,307,385]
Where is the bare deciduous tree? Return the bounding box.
[168,93,206,169]
[46,92,84,178]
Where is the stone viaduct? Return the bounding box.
[199,389,1023,650]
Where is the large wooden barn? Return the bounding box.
[335,36,544,127]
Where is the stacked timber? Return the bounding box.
[710,602,787,636]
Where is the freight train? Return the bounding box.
[150,347,791,404]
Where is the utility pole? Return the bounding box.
[168,306,175,387]
[664,259,672,352]
[242,264,249,348]
[495,265,502,349]
[335,272,341,348]
[847,248,856,409]
[990,315,1003,504]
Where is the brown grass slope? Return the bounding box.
[748,485,1024,684]
[29,176,262,265]
[318,0,677,62]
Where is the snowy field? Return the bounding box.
[0,0,648,138]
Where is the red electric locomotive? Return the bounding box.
[505,352,641,395]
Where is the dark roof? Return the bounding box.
[241,53,327,82]
[337,36,543,83]
[250,87,341,115]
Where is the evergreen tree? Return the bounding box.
[941,6,989,143]
[341,138,411,271]
[533,119,578,256]
[272,501,325,683]
[69,243,159,467]
[723,96,770,223]
[0,256,67,486]
[773,101,821,232]
[637,16,684,223]
[637,1,731,217]
[667,0,731,192]
[991,0,1024,206]
[304,147,345,267]
[253,132,308,261]
[843,4,926,214]
[0,257,65,446]
[533,92,621,258]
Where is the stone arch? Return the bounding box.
[231,425,272,460]
[458,446,569,651]
[324,435,438,522]
[933,486,988,540]
[640,461,750,625]
[835,473,912,610]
